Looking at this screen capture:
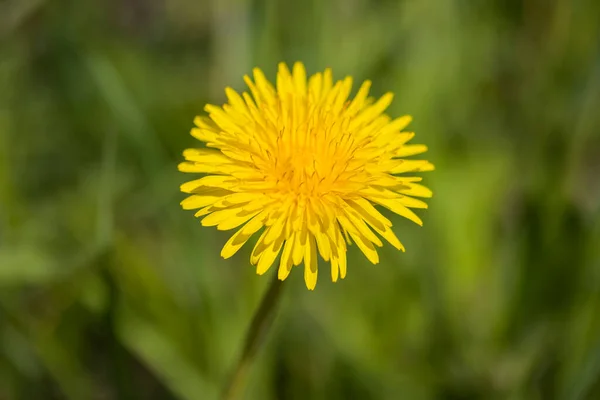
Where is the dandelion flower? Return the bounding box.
[179,62,434,290]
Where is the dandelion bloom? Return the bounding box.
[179,62,433,290]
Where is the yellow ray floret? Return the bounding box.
[179,62,434,290]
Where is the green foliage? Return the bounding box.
[1,0,600,398]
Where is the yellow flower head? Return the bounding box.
[179,62,433,290]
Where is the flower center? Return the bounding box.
[297,149,316,170]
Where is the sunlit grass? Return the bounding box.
[1,0,600,399]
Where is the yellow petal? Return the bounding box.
[217,210,260,231]
[181,195,220,210]
[369,198,423,226]
[178,162,221,174]
[398,183,433,198]
[242,92,268,129]
[349,231,379,264]
[344,80,371,117]
[353,115,391,143]
[256,237,284,275]
[314,231,331,261]
[205,104,241,132]
[201,207,244,227]
[396,144,428,157]
[378,225,405,251]
[242,209,269,235]
[336,231,347,279]
[389,160,435,174]
[292,62,307,96]
[306,201,320,235]
[292,228,305,266]
[213,192,260,208]
[238,180,277,191]
[220,212,266,259]
[242,197,277,214]
[193,115,218,130]
[332,77,353,114]
[254,67,276,103]
[398,195,428,209]
[251,228,270,265]
[183,148,232,164]
[264,209,289,245]
[298,210,309,247]
[194,206,213,217]
[303,235,318,290]
[308,72,322,102]
[345,198,391,231]
[323,68,333,94]
[180,176,236,193]
[342,226,352,245]
[358,186,402,199]
[349,92,394,131]
[190,128,218,143]
[330,255,339,282]
[379,115,413,136]
[345,200,404,250]
[243,75,263,105]
[278,237,294,280]
[340,203,383,247]
[277,62,293,95]
[225,87,250,116]
[370,221,405,251]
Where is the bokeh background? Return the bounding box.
[2,0,600,399]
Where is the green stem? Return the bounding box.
[221,272,286,400]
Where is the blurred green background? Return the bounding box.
[1,0,600,399]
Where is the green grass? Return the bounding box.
[1,0,600,398]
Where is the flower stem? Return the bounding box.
[221,273,286,400]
